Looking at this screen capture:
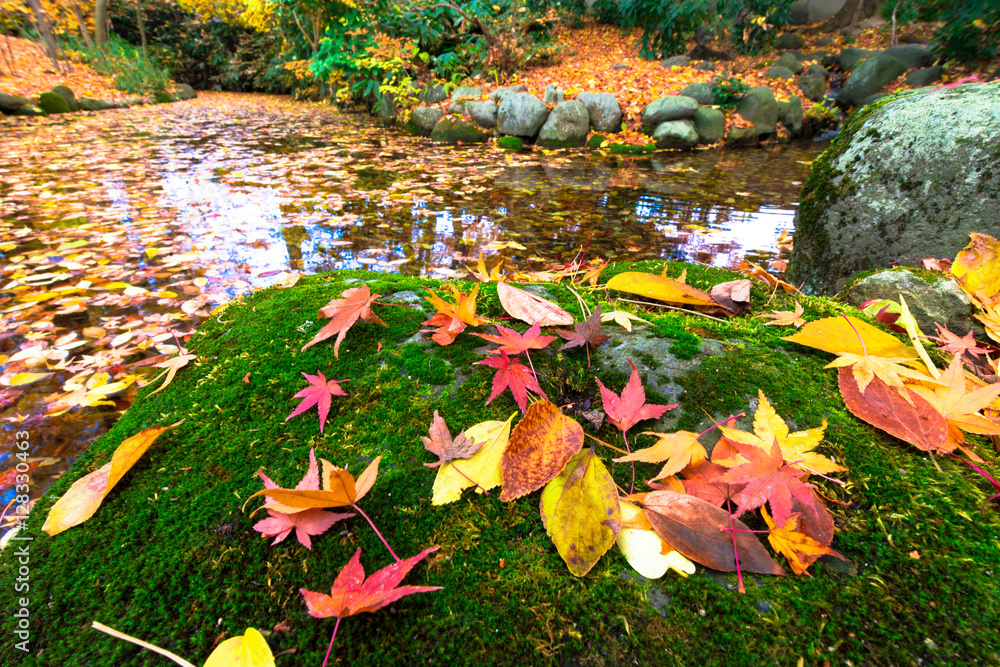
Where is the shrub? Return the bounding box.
[717,0,794,55]
[618,0,712,59]
[74,36,171,94]
[710,71,750,109]
[930,0,1000,63]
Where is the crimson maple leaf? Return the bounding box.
[557,306,611,366]
[254,449,354,549]
[716,437,819,528]
[302,285,387,357]
[595,359,676,435]
[285,371,348,433]
[473,322,557,356]
[475,350,547,413]
[300,546,442,619]
[421,313,466,346]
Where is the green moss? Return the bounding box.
[37,92,70,114]
[3,267,998,666]
[497,136,524,150]
[587,134,606,149]
[609,141,656,155]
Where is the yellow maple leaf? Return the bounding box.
[763,508,842,576]
[424,284,489,327]
[758,300,805,327]
[908,355,1000,438]
[824,353,936,395]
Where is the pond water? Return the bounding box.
[0,92,829,505]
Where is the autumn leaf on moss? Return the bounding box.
[762,508,844,576]
[952,232,1000,299]
[758,301,805,327]
[43,420,183,536]
[501,400,583,501]
[929,324,991,361]
[432,415,514,505]
[908,355,1000,437]
[422,284,488,345]
[92,622,275,667]
[285,372,348,433]
[302,285,387,357]
[144,345,196,398]
[473,322,557,356]
[557,306,610,366]
[600,309,651,332]
[606,269,719,308]
[596,359,676,435]
[614,430,708,482]
[782,315,916,359]
[249,456,382,512]
[496,281,574,326]
[617,498,695,579]
[422,410,483,468]
[466,252,504,282]
[475,350,547,413]
[716,438,821,529]
[540,448,621,576]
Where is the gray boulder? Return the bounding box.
[836,54,906,108]
[841,269,976,336]
[781,94,803,134]
[777,52,804,74]
[467,99,498,129]
[0,92,30,113]
[787,84,1000,293]
[172,84,196,100]
[808,63,830,79]
[797,74,827,102]
[883,44,934,70]
[679,82,716,105]
[79,97,116,111]
[575,92,622,133]
[816,36,835,47]
[430,116,489,144]
[489,85,528,103]
[661,56,691,68]
[50,85,80,111]
[641,95,699,132]
[775,33,805,50]
[377,92,398,123]
[726,126,760,147]
[693,107,725,144]
[785,50,807,61]
[496,93,549,138]
[409,107,443,136]
[419,84,448,104]
[906,66,942,87]
[544,84,564,105]
[860,93,887,107]
[766,65,796,79]
[837,48,875,71]
[451,86,483,102]
[536,101,590,148]
[737,86,780,134]
[447,99,473,115]
[693,61,717,71]
[652,120,698,150]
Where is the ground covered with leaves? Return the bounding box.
[0,36,125,102]
[3,260,998,666]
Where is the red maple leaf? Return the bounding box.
[285,372,348,433]
[473,322,557,356]
[300,546,441,619]
[930,324,991,360]
[716,438,819,528]
[475,350,547,413]
[595,359,676,436]
[302,285,387,357]
[421,313,466,346]
[557,306,610,366]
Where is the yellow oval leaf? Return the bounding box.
[781,315,915,358]
[606,271,719,307]
[9,372,51,386]
[432,415,514,505]
[204,628,275,667]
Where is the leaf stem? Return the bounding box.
[623,431,635,495]
[91,622,196,667]
[321,616,342,667]
[726,503,746,594]
[372,302,421,308]
[448,460,488,496]
[584,432,629,455]
[841,313,868,356]
[351,503,399,562]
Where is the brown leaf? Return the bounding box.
[642,490,785,576]
[496,282,574,326]
[500,400,584,501]
[422,410,483,468]
[709,279,752,314]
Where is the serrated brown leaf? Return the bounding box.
[500,400,583,501]
[422,410,483,468]
[557,306,611,359]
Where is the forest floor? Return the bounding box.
[0,36,124,101]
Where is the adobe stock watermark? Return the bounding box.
[9,429,33,653]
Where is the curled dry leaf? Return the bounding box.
[709,279,752,315]
[496,281,574,326]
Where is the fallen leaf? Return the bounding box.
[615,430,707,481]
[422,410,483,468]
[596,359,676,436]
[43,420,184,535]
[759,301,805,327]
[557,306,611,365]
[709,279,752,314]
[929,325,990,361]
[251,456,383,512]
[284,371,348,433]
[496,281,574,326]
[300,546,441,619]
[144,346,197,399]
[473,322,557,356]
[600,309,651,332]
[501,400,583,501]
[642,490,785,575]
[952,232,1000,298]
[782,315,916,358]
[302,285,387,357]
[424,284,489,327]
[432,415,515,505]
[762,508,844,576]
[616,500,695,579]
[606,270,719,307]
[540,448,621,576]
[475,350,547,413]
[92,622,275,667]
[908,355,1000,437]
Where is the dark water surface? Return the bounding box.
[0,92,828,506]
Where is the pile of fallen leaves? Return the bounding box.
[0,36,124,101]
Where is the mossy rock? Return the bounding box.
[2,264,998,666]
[586,134,606,149]
[37,92,70,114]
[50,84,80,111]
[609,141,656,155]
[150,91,176,104]
[497,135,524,150]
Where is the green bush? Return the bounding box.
[717,0,794,55]
[618,0,712,59]
[74,36,171,94]
[930,0,1000,63]
[710,71,750,109]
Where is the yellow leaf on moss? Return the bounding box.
[432,415,514,505]
[540,448,621,576]
[606,271,718,307]
[204,628,275,667]
[952,232,1000,299]
[616,500,695,579]
[781,315,915,358]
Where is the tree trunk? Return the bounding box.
[136,0,147,57]
[25,0,63,73]
[71,4,95,49]
[822,0,883,32]
[95,0,108,45]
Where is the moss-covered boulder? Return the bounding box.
[37,91,70,114]
[836,54,906,109]
[13,103,45,116]
[50,84,80,111]
[407,107,443,137]
[429,115,489,144]
[80,97,116,111]
[737,86,780,134]
[2,263,998,666]
[150,90,177,104]
[788,84,1000,293]
[0,91,29,114]
[536,100,590,148]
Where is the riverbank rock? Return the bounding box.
[430,115,489,144]
[679,82,716,105]
[450,86,482,102]
[420,84,448,104]
[788,84,1000,293]
[693,61,716,71]
[497,93,549,138]
[693,107,725,144]
[837,48,875,71]
[489,85,528,104]
[575,92,621,133]
[780,95,803,134]
[766,65,795,79]
[467,100,499,129]
[14,103,45,116]
[172,83,197,100]
[836,54,906,108]
[797,74,827,102]
[38,91,70,114]
[737,86,780,134]
[775,33,805,50]
[10,263,997,666]
[882,44,934,70]
[841,268,976,336]
[80,97,116,112]
[50,85,80,111]
[776,52,803,74]
[652,119,698,149]
[905,66,942,87]
[661,55,691,68]
[0,92,29,113]
[409,107,443,136]
[641,95,698,132]
[544,84,564,105]
[536,100,590,148]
